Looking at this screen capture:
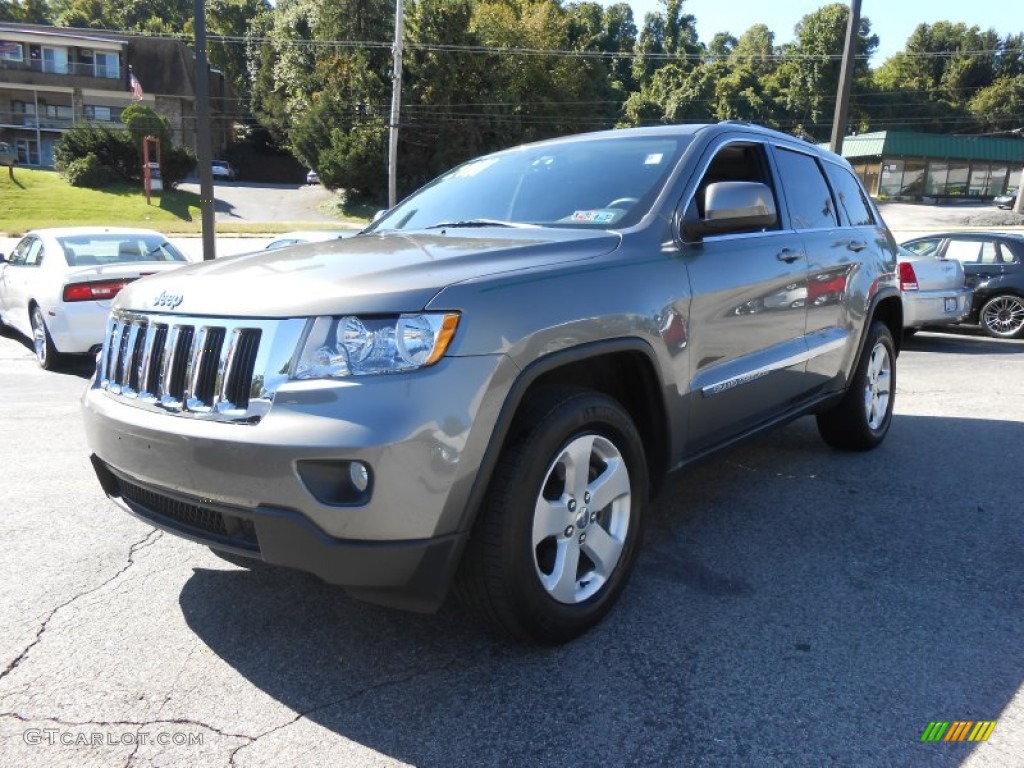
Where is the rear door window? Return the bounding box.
[772,147,837,230]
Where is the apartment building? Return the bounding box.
[0,23,234,168]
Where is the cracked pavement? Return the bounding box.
[2,290,1024,766]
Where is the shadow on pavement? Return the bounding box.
[179,414,1023,767]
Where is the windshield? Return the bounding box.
[371,135,690,232]
[58,234,188,267]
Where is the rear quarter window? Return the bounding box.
[822,163,875,226]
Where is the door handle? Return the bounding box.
[847,240,867,252]
[777,249,801,264]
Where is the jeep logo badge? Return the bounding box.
[153,291,183,309]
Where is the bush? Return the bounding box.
[54,123,138,181]
[63,153,118,188]
[159,144,197,188]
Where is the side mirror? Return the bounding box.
[684,181,777,240]
[0,253,6,263]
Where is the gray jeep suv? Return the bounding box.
[82,122,902,644]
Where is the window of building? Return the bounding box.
[43,104,73,120]
[15,138,39,166]
[925,162,948,196]
[947,162,969,196]
[878,159,905,197]
[0,41,24,61]
[901,159,926,196]
[42,46,69,74]
[94,51,119,79]
[969,164,992,197]
[1009,168,1022,194]
[84,105,120,122]
[988,166,1009,196]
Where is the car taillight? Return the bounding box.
[62,279,134,302]
[898,262,919,291]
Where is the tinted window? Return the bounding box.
[773,148,837,230]
[9,237,43,267]
[823,163,874,226]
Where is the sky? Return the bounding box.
[599,0,1013,63]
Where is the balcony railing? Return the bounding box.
[0,58,121,79]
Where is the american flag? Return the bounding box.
[129,71,144,100]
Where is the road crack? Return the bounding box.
[227,658,459,766]
[0,530,162,685]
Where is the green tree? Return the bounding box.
[773,3,877,136]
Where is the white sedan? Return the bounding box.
[0,227,190,370]
[897,245,973,335]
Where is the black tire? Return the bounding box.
[456,389,648,644]
[816,321,895,451]
[979,294,1024,339]
[30,305,62,371]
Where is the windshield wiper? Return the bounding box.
[426,219,537,230]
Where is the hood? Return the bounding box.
[114,228,620,317]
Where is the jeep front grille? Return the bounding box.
[98,311,305,422]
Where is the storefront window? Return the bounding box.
[878,158,905,197]
[1008,168,1022,195]
[901,159,926,197]
[925,162,948,196]
[968,164,991,197]
[988,166,1009,196]
[946,162,969,196]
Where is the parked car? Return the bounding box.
[306,169,320,185]
[896,245,972,335]
[264,230,354,250]
[211,160,237,181]
[83,123,903,643]
[993,190,1018,210]
[0,227,189,370]
[901,232,1024,339]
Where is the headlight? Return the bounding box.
[291,312,460,380]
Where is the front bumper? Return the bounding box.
[902,286,973,329]
[83,353,517,610]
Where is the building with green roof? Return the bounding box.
[830,131,1023,200]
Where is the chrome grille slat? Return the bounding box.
[98,311,296,424]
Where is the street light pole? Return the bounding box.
[194,0,216,261]
[387,0,404,209]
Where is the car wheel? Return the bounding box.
[30,305,62,371]
[457,389,648,644]
[979,295,1024,339]
[816,320,895,451]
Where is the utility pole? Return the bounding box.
[387,0,404,209]
[830,0,861,155]
[194,0,216,260]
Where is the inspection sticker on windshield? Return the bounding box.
[644,153,664,165]
[572,210,616,223]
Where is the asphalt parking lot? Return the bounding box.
[0,318,1022,766]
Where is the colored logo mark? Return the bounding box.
[921,721,997,742]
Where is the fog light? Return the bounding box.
[349,461,370,493]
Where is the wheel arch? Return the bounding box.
[869,291,903,356]
[454,339,671,536]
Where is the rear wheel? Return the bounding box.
[31,306,61,371]
[817,321,895,451]
[979,295,1024,339]
[457,389,648,644]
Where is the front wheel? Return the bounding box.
[979,295,1024,339]
[816,321,895,451]
[457,389,648,644]
[31,306,61,371]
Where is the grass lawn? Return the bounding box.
[0,168,366,236]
